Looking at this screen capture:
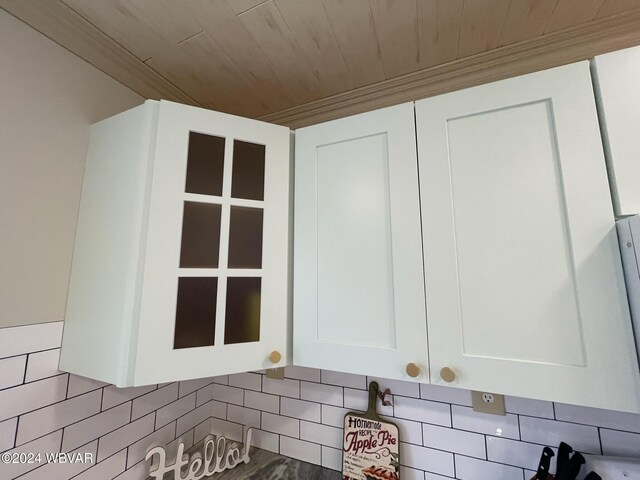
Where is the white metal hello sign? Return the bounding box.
[146,427,253,479]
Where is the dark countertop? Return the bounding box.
[204,447,342,480]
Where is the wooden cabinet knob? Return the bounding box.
[269,351,282,364]
[406,363,420,378]
[440,367,456,383]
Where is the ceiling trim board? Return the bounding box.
[0,0,195,105]
[258,10,640,128]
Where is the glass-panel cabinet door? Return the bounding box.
[134,101,290,385]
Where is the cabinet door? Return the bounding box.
[133,101,290,385]
[294,103,428,382]
[592,46,640,216]
[416,62,640,412]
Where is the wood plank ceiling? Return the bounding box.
[2,0,640,127]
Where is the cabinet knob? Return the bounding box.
[269,351,282,364]
[440,367,456,383]
[406,363,420,378]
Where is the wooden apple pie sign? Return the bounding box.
[343,382,400,480]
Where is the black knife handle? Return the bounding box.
[555,442,573,480]
[583,472,602,480]
[536,447,555,479]
[567,452,585,479]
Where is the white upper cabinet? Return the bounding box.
[60,100,290,387]
[592,46,640,216]
[416,62,640,412]
[294,103,429,382]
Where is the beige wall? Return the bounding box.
[0,10,144,328]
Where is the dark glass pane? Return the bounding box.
[174,277,217,349]
[180,202,221,268]
[228,206,263,269]
[224,277,261,344]
[185,132,225,196]
[231,140,265,200]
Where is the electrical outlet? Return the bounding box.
[472,391,505,415]
[482,393,494,404]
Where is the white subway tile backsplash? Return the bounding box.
[62,402,130,452]
[0,430,63,479]
[600,428,640,456]
[400,465,427,480]
[16,389,101,446]
[300,421,342,449]
[0,417,17,452]
[24,349,61,382]
[425,472,455,480]
[97,412,154,461]
[0,374,67,422]
[280,436,321,465]
[285,365,321,382]
[250,428,279,453]
[2,321,639,480]
[18,439,97,480]
[262,411,299,437]
[342,387,366,411]
[176,402,212,437]
[210,418,243,442]
[131,382,179,420]
[281,397,321,422]
[211,375,229,385]
[196,383,214,407]
[394,396,451,427]
[227,404,261,429]
[400,442,455,476]
[126,421,176,467]
[211,383,244,405]
[321,370,367,389]
[321,404,350,428]
[420,383,472,406]
[178,377,213,397]
[194,418,211,443]
[302,381,343,406]
[73,449,127,480]
[115,460,149,480]
[519,416,601,454]
[486,436,547,471]
[167,429,195,456]
[263,376,300,399]
[211,399,227,419]
[228,372,262,391]
[101,384,156,411]
[369,376,420,398]
[321,445,341,471]
[381,416,423,445]
[66,375,108,398]
[452,405,520,440]
[505,396,554,419]
[155,393,196,429]
[176,403,211,441]
[554,402,640,433]
[423,424,486,459]
[455,454,523,480]
[344,387,393,416]
[244,390,279,414]
[0,356,26,390]
[0,322,62,359]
